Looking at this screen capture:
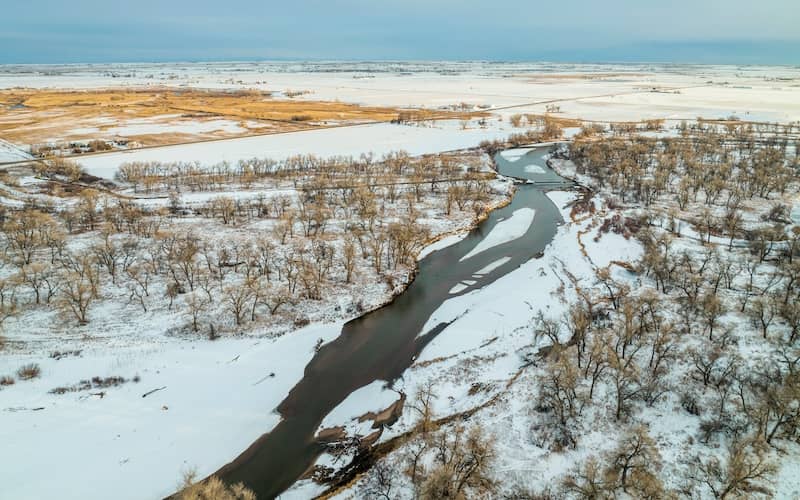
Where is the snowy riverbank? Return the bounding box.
[0,174,515,500]
[280,188,615,498]
[0,322,343,500]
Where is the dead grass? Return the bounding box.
[0,87,481,147]
[521,113,584,128]
[176,470,255,500]
[16,363,41,380]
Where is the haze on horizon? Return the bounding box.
[3,0,800,65]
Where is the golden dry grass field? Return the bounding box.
[0,88,480,148]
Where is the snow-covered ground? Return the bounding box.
[582,224,644,268]
[75,121,510,179]
[0,138,32,162]
[282,189,586,498]
[0,322,342,500]
[68,116,266,139]
[2,61,799,499]
[318,380,402,437]
[3,62,799,123]
[294,154,800,499]
[0,120,512,500]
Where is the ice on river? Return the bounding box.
[474,256,512,277]
[448,280,477,294]
[498,148,532,162]
[417,231,470,260]
[524,164,547,174]
[460,208,535,261]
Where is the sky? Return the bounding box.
[3,0,800,64]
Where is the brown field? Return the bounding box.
[0,88,480,148]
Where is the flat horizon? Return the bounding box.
[2,56,799,68]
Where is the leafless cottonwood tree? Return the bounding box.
[418,425,496,500]
[692,438,776,499]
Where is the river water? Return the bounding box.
[216,147,572,498]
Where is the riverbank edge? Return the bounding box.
[207,142,577,498]
[330,149,518,324]
[303,143,591,498]
[200,147,518,496]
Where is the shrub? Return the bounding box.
[596,214,642,240]
[0,375,14,386]
[762,203,791,223]
[570,197,596,218]
[87,139,113,152]
[680,391,700,415]
[17,363,41,380]
[49,375,131,395]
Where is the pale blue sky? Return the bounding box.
[3,0,799,64]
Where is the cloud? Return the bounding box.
[4,0,799,63]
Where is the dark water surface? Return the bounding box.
[217,147,572,498]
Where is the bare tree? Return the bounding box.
[58,273,94,324]
[419,425,496,500]
[584,330,610,401]
[126,264,152,312]
[533,311,562,348]
[224,285,252,326]
[562,457,612,499]
[342,235,358,283]
[606,329,644,421]
[701,292,725,340]
[536,350,582,449]
[183,291,210,333]
[748,294,778,339]
[606,426,663,495]
[2,209,58,265]
[92,231,124,284]
[778,300,800,344]
[358,460,395,500]
[692,438,776,499]
[18,262,57,305]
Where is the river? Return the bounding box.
[215,146,572,498]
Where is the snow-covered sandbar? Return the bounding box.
[460,208,536,261]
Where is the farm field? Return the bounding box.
[1,61,799,500]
